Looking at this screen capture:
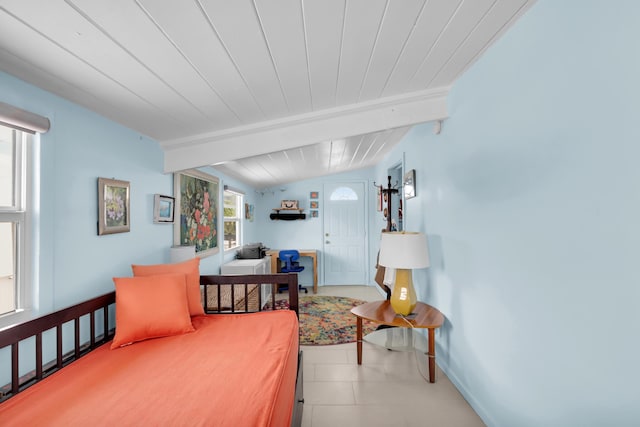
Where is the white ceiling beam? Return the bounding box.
[161,86,449,173]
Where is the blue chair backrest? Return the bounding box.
[279,250,301,270]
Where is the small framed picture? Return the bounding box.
[153,194,175,223]
[310,201,319,209]
[281,200,299,209]
[310,191,319,200]
[403,169,416,199]
[310,210,319,218]
[98,177,130,235]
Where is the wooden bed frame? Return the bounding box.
[0,273,303,427]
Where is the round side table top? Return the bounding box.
[351,300,444,329]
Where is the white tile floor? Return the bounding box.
[301,286,485,427]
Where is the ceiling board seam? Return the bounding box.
[4,3,183,125]
[425,0,499,88]
[282,150,298,177]
[301,0,315,110]
[357,0,390,103]
[348,135,366,168]
[359,134,381,164]
[194,0,267,119]
[265,153,286,180]
[65,0,213,122]
[379,0,429,97]
[252,0,291,114]
[134,0,243,124]
[447,0,534,84]
[371,142,388,161]
[408,0,465,84]
[328,140,334,171]
[334,0,348,108]
[257,159,279,181]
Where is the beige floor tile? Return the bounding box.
[304,381,356,405]
[314,363,388,382]
[300,285,485,426]
[309,404,409,427]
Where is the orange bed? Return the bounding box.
[0,311,299,426]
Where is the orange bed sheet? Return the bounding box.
[0,310,299,427]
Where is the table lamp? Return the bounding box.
[378,231,430,316]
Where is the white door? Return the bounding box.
[323,182,367,284]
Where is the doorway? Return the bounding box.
[387,162,403,231]
[322,181,367,285]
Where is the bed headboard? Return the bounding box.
[200,273,299,316]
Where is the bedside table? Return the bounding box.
[351,300,444,383]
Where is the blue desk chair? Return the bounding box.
[278,250,308,294]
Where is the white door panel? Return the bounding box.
[323,182,366,284]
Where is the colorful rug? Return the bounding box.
[269,296,377,345]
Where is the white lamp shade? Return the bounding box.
[170,245,196,263]
[378,232,430,269]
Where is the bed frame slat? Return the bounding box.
[35,333,42,380]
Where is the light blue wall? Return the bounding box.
[374,1,640,425]
[0,72,261,318]
[253,167,376,286]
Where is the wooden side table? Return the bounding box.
[351,300,444,383]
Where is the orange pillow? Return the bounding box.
[131,258,204,316]
[111,274,194,349]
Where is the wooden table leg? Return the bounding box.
[356,317,363,365]
[427,328,436,383]
[312,253,318,294]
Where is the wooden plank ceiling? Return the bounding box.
[0,0,535,188]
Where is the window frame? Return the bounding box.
[0,126,33,323]
[223,188,243,251]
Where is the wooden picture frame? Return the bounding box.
[281,200,299,209]
[153,194,175,223]
[174,169,219,257]
[97,177,130,235]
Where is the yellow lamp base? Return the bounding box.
[390,268,417,316]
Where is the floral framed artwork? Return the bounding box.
[310,201,319,209]
[97,177,130,235]
[174,169,219,257]
[310,191,319,200]
[153,194,175,223]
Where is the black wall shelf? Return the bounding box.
[270,213,306,220]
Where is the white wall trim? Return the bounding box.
[162,87,450,173]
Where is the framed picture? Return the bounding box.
[97,177,130,235]
[281,200,299,209]
[245,203,254,222]
[174,169,219,257]
[310,201,319,209]
[153,194,175,223]
[403,169,416,199]
[310,210,318,218]
[310,191,319,200]
[377,185,383,211]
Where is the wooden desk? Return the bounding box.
[265,249,318,294]
[350,300,444,383]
